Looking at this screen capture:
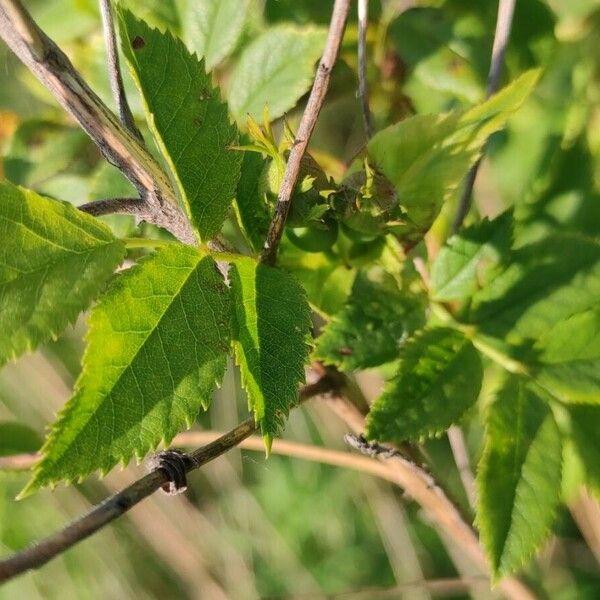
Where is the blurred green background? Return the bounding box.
[2,0,600,598]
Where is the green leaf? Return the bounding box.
[431,210,513,302]
[24,246,231,494]
[314,273,425,370]
[476,378,562,578]
[118,9,242,240]
[179,0,249,70]
[567,405,600,493]
[0,181,125,368]
[227,25,327,122]
[0,422,42,456]
[229,257,311,446]
[469,234,600,352]
[365,328,482,442]
[234,150,271,253]
[367,70,540,240]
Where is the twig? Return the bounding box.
[260,0,352,265]
[452,0,516,233]
[447,425,477,509]
[358,0,373,138]
[98,0,141,140]
[0,373,339,583]
[78,197,196,243]
[324,394,538,600]
[0,418,255,583]
[0,0,196,245]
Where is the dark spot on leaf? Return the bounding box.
[339,347,353,356]
[193,117,203,127]
[132,36,145,50]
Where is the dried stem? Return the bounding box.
[452,0,516,232]
[447,425,477,509]
[0,0,197,245]
[324,393,538,600]
[0,374,339,583]
[260,0,352,265]
[358,0,373,138]
[98,0,141,140]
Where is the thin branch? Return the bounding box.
[324,394,538,600]
[78,197,197,244]
[447,425,477,509]
[0,0,196,245]
[98,0,141,140]
[358,0,373,138]
[452,0,516,233]
[260,0,352,265]
[0,373,339,583]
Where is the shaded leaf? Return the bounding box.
[234,150,271,253]
[119,9,242,240]
[230,257,311,446]
[567,405,600,493]
[227,25,327,122]
[0,181,125,368]
[314,273,425,370]
[180,0,249,69]
[365,328,482,442]
[24,246,231,494]
[431,210,513,301]
[477,378,562,578]
[367,70,540,240]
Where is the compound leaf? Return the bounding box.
[365,328,482,442]
[477,378,562,578]
[229,257,311,447]
[227,25,327,122]
[119,9,242,240]
[0,181,125,368]
[24,246,231,494]
[314,273,425,370]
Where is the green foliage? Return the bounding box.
[477,378,562,578]
[0,181,125,368]
[365,328,482,442]
[367,70,540,241]
[234,149,271,253]
[314,273,425,370]
[431,211,513,302]
[118,9,242,240]
[24,246,231,494]
[178,0,250,70]
[567,405,600,493]
[229,257,311,447]
[227,25,327,122]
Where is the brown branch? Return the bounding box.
[447,425,477,509]
[452,0,516,232]
[0,0,197,245]
[0,373,339,583]
[78,197,197,244]
[358,0,373,138]
[260,0,352,265]
[98,0,141,140]
[323,393,538,600]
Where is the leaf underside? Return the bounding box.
[0,181,125,368]
[119,8,242,240]
[476,378,562,578]
[229,257,312,446]
[24,246,231,494]
[365,327,483,442]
